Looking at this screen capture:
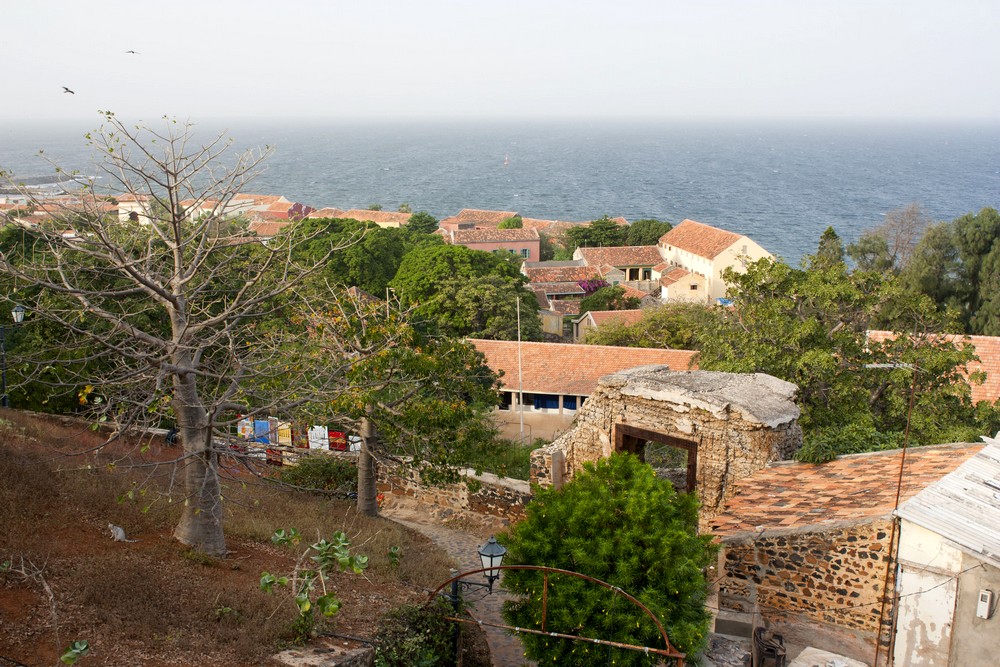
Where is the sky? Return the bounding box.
[2,0,998,122]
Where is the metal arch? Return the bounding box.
[427,564,687,665]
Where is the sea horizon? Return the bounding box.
[2,117,998,264]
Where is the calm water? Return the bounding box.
[2,119,997,263]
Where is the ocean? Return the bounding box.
[2,118,997,264]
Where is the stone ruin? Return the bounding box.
[529,366,802,520]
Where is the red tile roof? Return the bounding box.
[659,219,743,260]
[248,220,292,237]
[452,227,540,243]
[660,266,696,285]
[549,300,582,316]
[529,282,586,296]
[307,207,347,218]
[470,339,698,395]
[867,331,1000,404]
[708,443,980,537]
[522,264,597,283]
[576,245,664,268]
[340,209,412,225]
[585,309,645,327]
[440,209,519,226]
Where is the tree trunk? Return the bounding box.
[357,415,379,517]
[171,377,227,556]
[173,442,227,556]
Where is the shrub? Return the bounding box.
[500,453,716,665]
[277,455,357,495]
[374,599,456,667]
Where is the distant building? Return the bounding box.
[450,227,540,260]
[469,339,697,440]
[657,219,772,303]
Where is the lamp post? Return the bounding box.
[1,304,26,408]
[448,536,507,610]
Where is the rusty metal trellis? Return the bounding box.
[427,564,687,666]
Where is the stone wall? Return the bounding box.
[717,519,897,665]
[531,367,802,517]
[377,463,531,522]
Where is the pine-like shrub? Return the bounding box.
[500,453,716,665]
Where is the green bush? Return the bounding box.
[462,437,544,480]
[500,453,716,665]
[277,455,357,495]
[374,599,455,667]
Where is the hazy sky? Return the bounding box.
[3,0,998,122]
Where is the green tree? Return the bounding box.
[397,203,412,214]
[626,218,673,246]
[562,215,628,255]
[367,203,383,211]
[900,208,1000,333]
[578,285,640,314]
[698,257,985,461]
[390,244,541,340]
[290,217,439,295]
[810,226,845,270]
[583,302,719,350]
[537,231,557,261]
[497,215,523,229]
[405,211,439,234]
[500,453,716,665]
[296,290,501,516]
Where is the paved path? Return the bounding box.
[383,506,535,667]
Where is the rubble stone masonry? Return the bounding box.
[718,519,897,663]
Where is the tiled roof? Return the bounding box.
[340,209,412,225]
[661,267,696,285]
[709,443,980,538]
[583,309,645,327]
[550,300,582,316]
[470,339,699,396]
[452,228,539,243]
[523,264,597,283]
[307,207,347,218]
[867,331,1000,404]
[248,220,292,237]
[115,193,150,202]
[233,193,285,206]
[659,219,743,260]
[520,218,587,234]
[529,282,586,296]
[440,209,519,226]
[577,245,664,268]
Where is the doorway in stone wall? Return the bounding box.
[614,424,697,493]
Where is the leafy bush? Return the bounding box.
[500,453,716,665]
[374,599,456,667]
[461,437,545,480]
[277,455,357,495]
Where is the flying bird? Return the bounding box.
[125,50,139,54]
[62,86,75,94]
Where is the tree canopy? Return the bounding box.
[578,285,640,315]
[405,211,439,234]
[500,453,716,664]
[389,244,542,340]
[625,218,673,246]
[561,215,628,255]
[900,207,1000,334]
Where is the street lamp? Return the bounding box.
[1,305,26,408]
[447,536,507,612]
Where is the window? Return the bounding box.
[521,248,530,258]
[642,268,652,280]
[690,283,698,291]
[563,396,577,410]
[533,394,560,410]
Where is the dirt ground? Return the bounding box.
[0,411,489,667]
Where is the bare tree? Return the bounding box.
[0,113,356,556]
[848,203,933,273]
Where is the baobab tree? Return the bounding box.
[0,112,359,555]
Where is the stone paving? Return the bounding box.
[382,504,535,667]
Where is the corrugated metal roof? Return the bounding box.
[897,438,1000,568]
